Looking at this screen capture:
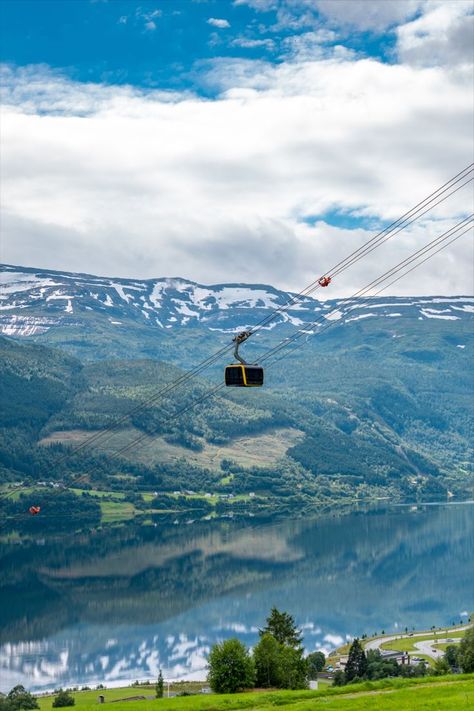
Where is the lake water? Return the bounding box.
[0,501,472,692]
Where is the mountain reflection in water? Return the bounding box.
[0,502,472,691]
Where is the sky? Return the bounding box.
[1,0,473,295]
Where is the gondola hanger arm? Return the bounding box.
[232,330,252,364]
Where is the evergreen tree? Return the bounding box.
[155,670,164,699]
[260,607,302,648]
[208,638,255,693]
[345,639,368,682]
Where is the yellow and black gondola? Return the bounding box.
[225,330,264,387]
[225,363,264,387]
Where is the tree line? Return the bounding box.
[206,611,474,694]
[207,607,324,693]
[332,626,474,686]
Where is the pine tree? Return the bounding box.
[260,607,302,648]
[345,639,367,682]
[155,670,164,699]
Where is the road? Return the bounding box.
[364,625,469,660]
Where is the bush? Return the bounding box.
[52,690,75,708]
[432,658,450,676]
[5,687,39,711]
[208,638,255,693]
[333,670,346,686]
[307,651,326,678]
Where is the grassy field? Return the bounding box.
[99,500,137,522]
[71,489,127,500]
[36,675,474,711]
[39,426,304,471]
[380,630,465,653]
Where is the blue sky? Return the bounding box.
[1,1,473,294]
[1,0,399,92]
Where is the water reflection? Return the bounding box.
[0,502,472,691]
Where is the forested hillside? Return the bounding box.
[0,302,472,527]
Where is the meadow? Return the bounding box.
[36,675,474,711]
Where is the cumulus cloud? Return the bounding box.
[1,54,472,295]
[396,1,474,67]
[207,17,231,29]
[280,31,345,61]
[314,0,422,31]
[231,37,276,50]
[234,0,422,32]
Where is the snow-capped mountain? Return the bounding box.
[1,264,473,340]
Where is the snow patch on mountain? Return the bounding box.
[112,283,133,303]
[420,309,460,320]
[0,265,473,339]
[0,315,57,336]
[346,313,376,322]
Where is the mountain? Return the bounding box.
[0,263,473,515]
[1,263,473,365]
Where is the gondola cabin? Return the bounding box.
[225,364,264,387]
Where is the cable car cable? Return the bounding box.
[258,217,473,366]
[247,168,473,335]
[269,227,472,369]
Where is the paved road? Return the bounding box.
[364,625,469,660]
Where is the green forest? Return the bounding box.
[1,307,473,534]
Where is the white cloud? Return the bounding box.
[235,0,423,31]
[207,17,231,29]
[314,0,423,31]
[1,55,472,296]
[323,634,344,647]
[136,7,161,32]
[231,37,276,50]
[280,31,345,61]
[397,1,474,67]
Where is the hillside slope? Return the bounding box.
[0,327,472,506]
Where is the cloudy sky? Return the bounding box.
[1,0,473,295]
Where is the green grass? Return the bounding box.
[0,485,35,501]
[99,500,137,522]
[36,675,474,711]
[380,630,465,653]
[71,488,126,500]
[434,642,459,653]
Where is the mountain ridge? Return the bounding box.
[2,263,473,341]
